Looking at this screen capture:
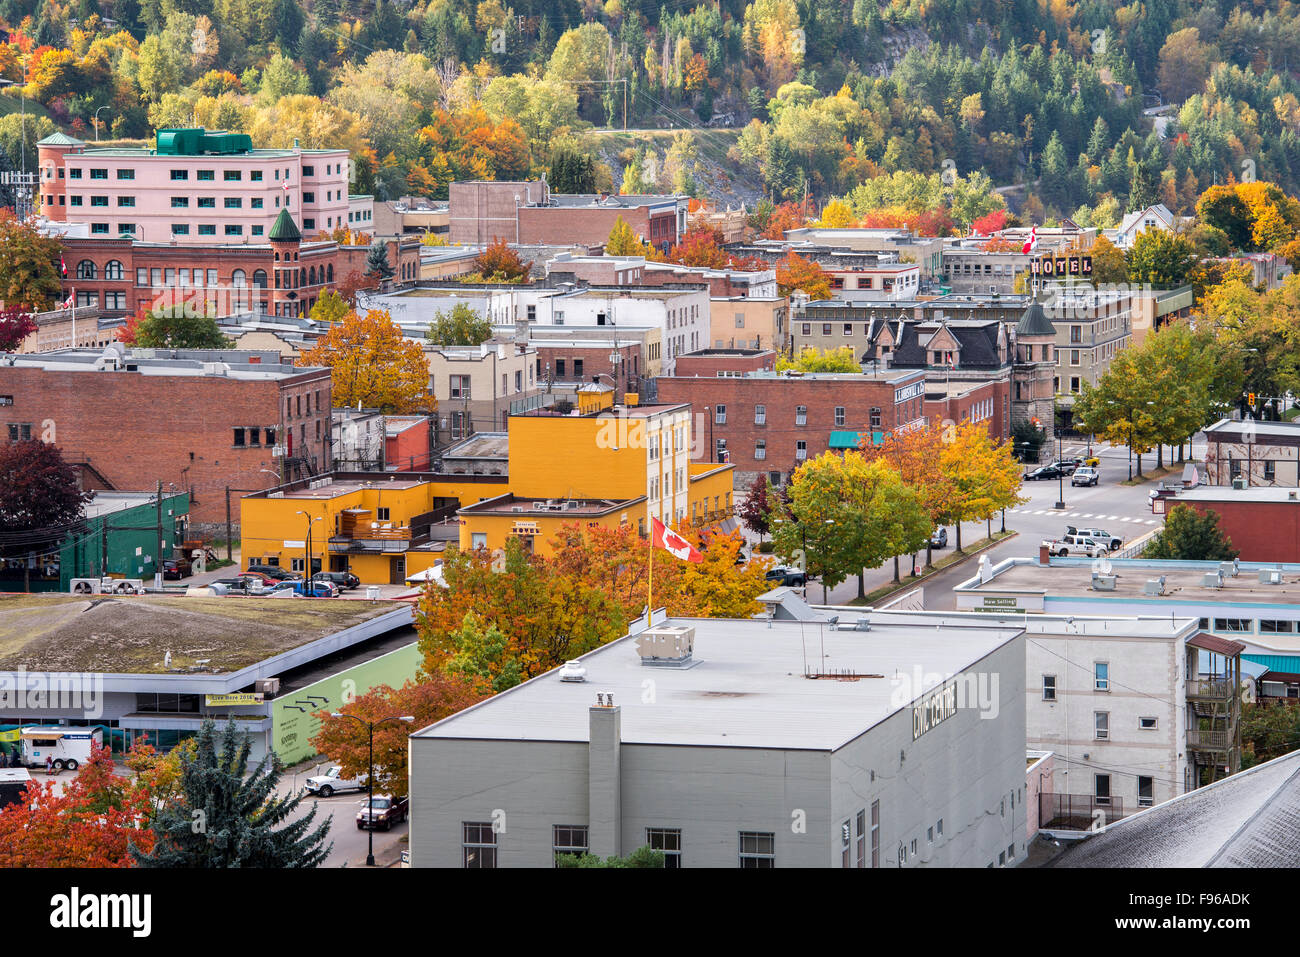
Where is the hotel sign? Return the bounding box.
[511,521,540,535]
[1029,255,1092,276]
[913,681,958,741]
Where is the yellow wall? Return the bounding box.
[239,476,507,582]
[456,508,632,557]
[506,414,649,501]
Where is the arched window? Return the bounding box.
[76,260,97,280]
[274,251,280,262]
[326,263,334,282]
[309,266,317,285]
[253,269,267,288]
[104,260,124,280]
[232,269,247,286]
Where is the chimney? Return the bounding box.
[497,342,506,360]
[513,318,530,344]
[1038,543,1051,566]
[588,695,621,859]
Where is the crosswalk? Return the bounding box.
[1008,508,1158,525]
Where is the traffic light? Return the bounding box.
[1248,393,1257,406]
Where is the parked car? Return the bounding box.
[1024,464,1062,481]
[212,577,254,595]
[356,794,409,831]
[1049,458,1082,475]
[765,566,807,587]
[1071,466,1100,487]
[304,765,367,798]
[1047,534,1110,558]
[1066,526,1123,551]
[162,558,191,580]
[245,563,297,581]
[930,527,948,548]
[312,570,361,591]
[266,579,338,598]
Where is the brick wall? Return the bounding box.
[1180,499,1300,563]
[534,342,645,394]
[0,366,331,525]
[673,351,776,377]
[656,374,928,486]
[923,379,1011,440]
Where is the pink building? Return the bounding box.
[38,129,352,246]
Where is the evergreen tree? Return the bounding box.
[1145,505,1238,561]
[131,719,332,868]
[364,241,395,280]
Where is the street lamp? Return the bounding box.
[1055,433,1066,510]
[328,713,415,866]
[94,106,111,143]
[296,510,323,580]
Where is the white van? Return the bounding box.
[0,768,32,808]
[20,726,103,772]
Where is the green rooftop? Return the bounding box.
[269,208,302,242]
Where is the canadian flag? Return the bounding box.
[651,517,702,563]
[60,254,67,277]
[1021,226,1039,255]
[60,295,73,309]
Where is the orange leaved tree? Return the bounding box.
[298,308,435,413]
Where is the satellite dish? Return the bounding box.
[1098,558,1113,576]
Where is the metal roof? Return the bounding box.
[1187,632,1247,657]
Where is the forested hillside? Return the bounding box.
[2,0,1300,227]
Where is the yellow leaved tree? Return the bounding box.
[939,421,1026,550]
[298,309,435,414]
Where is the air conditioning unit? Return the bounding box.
[69,578,102,595]
[1203,572,1223,589]
[255,678,281,696]
[1259,568,1284,585]
[1143,577,1166,596]
[1232,477,1247,490]
[1220,560,1240,578]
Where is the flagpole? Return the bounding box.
[648,521,654,623]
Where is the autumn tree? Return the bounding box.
[775,251,832,301]
[0,211,62,310]
[776,345,858,373]
[1088,236,1128,285]
[308,290,351,323]
[470,238,532,282]
[132,719,331,868]
[427,303,493,346]
[0,305,37,352]
[299,309,435,414]
[0,744,157,868]
[666,224,729,268]
[939,422,1026,551]
[606,215,656,257]
[310,676,490,797]
[1157,28,1216,105]
[738,473,773,540]
[1127,229,1196,287]
[128,308,232,349]
[0,440,92,591]
[859,420,956,570]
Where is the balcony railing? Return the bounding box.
[1187,679,1235,701]
[1186,728,1232,750]
[1038,793,1127,832]
[328,525,412,554]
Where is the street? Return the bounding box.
[761,438,1193,609]
[278,762,408,867]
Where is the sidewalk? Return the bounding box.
[346,836,407,868]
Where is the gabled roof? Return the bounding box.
[1016,301,1056,337]
[268,208,301,242]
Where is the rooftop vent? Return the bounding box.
[1203,571,1223,589]
[636,624,696,668]
[1144,576,1166,596]
[558,660,587,683]
[1091,574,1117,591]
[1259,568,1284,585]
[1219,559,1241,578]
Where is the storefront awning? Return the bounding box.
[829,430,884,449]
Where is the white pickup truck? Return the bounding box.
[1046,534,1110,558]
[303,765,367,797]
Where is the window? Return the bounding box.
[573,359,583,378]
[1094,774,1111,806]
[1261,620,1296,634]
[376,507,391,521]
[802,322,811,335]
[1070,325,1082,343]
[647,828,681,868]
[303,165,315,176]
[89,168,108,179]
[1139,716,1158,730]
[90,195,108,206]
[251,225,263,236]
[70,195,83,206]
[552,825,588,863]
[1070,376,1081,393]
[7,423,32,441]
[171,197,190,208]
[172,223,189,235]
[463,822,497,868]
[91,223,110,234]
[105,260,124,280]
[1265,460,1276,481]
[117,196,134,207]
[796,440,807,461]
[754,404,766,425]
[1094,711,1109,740]
[69,168,82,179]
[1214,618,1252,633]
[1138,776,1154,807]
[870,407,882,429]
[198,224,216,236]
[843,323,853,336]
[835,407,846,426]
[822,323,832,336]
[117,168,134,180]
[170,170,188,181]
[225,225,243,236]
[869,801,880,867]
[715,405,726,425]
[738,831,775,868]
[224,170,242,181]
[233,428,246,447]
[1070,349,1080,366]
[197,197,215,208]
[1094,662,1109,691]
[450,376,471,399]
[224,197,242,208]
[795,405,807,426]
[196,170,214,181]
[136,267,147,286]
[250,170,262,182]
[76,260,97,280]
[303,218,315,230]
[1042,675,1057,701]
[755,439,766,460]
[303,191,315,203]
[715,439,727,461]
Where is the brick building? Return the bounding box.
[450,180,687,249]
[673,349,776,378]
[532,339,646,398]
[0,349,332,527]
[1203,418,1300,488]
[1153,487,1300,563]
[656,369,929,487]
[54,219,421,320]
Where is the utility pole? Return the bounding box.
[225,487,233,561]
[155,480,165,587]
